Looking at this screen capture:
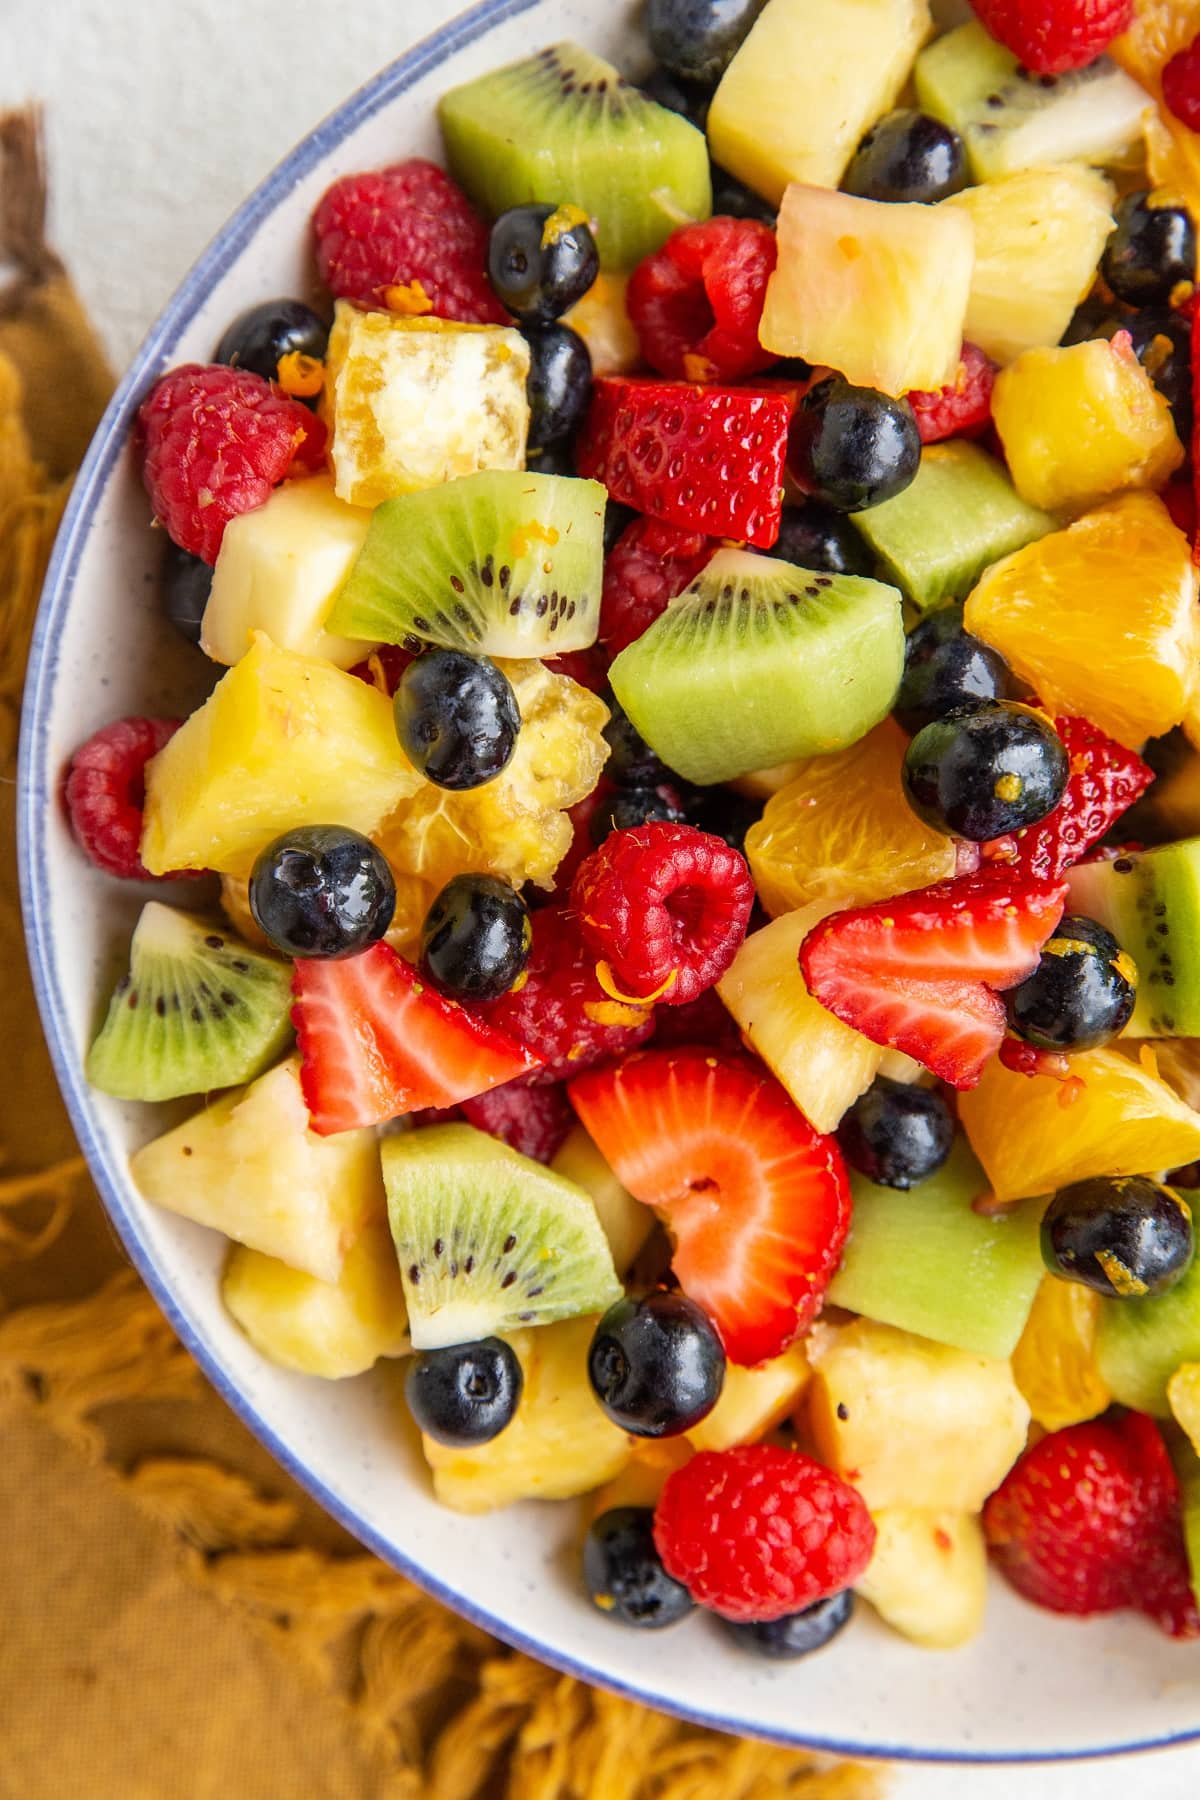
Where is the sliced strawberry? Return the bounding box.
[292,942,540,1135]
[569,1047,850,1365]
[982,715,1154,882]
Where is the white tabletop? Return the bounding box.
[4,2,1199,1792]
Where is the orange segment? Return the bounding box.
[1112,0,1200,219]
[1011,1276,1111,1432]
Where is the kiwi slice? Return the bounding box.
[438,42,712,271]
[1067,840,1200,1038]
[382,1122,622,1350]
[328,470,605,657]
[1096,1243,1200,1417]
[915,21,1149,184]
[608,548,904,786]
[86,903,294,1102]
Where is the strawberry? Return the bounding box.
[569,1047,851,1364]
[904,343,996,445]
[576,376,792,548]
[800,870,1067,1088]
[292,942,540,1136]
[982,715,1154,882]
[968,0,1132,75]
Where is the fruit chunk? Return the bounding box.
[856,1509,988,1649]
[86,902,293,1102]
[1068,839,1200,1036]
[564,272,640,375]
[327,471,606,659]
[438,43,712,272]
[939,166,1115,365]
[1171,1364,1200,1457]
[222,1225,408,1378]
[139,634,421,879]
[130,1055,384,1282]
[201,475,372,669]
[550,1124,654,1274]
[851,442,1053,613]
[1011,1276,1112,1432]
[806,1316,1030,1511]
[686,1345,811,1452]
[828,1135,1045,1358]
[421,1315,632,1512]
[707,0,934,204]
[958,1046,1200,1203]
[964,492,1200,748]
[608,549,904,786]
[1097,1247,1200,1417]
[589,1438,694,1517]
[323,305,530,509]
[382,1123,620,1349]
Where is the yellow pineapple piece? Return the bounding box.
[589,1439,694,1518]
[964,493,1200,748]
[551,1125,654,1276]
[222,1224,408,1378]
[141,634,421,878]
[992,337,1182,515]
[564,273,640,375]
[857,1510,988,1649]
[686,1345,810,1452]
[1011,1276,1111,1432]
[1168,1362,1200,1455]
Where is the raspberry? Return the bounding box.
[480,905,655,1083]
[137,365,325,564]
[600,515,717,655]
[572,822,755,1007]
[461,1078,574,1164]
[968,0,1132,74]
[905,343,996,445]
[64,717,186,881]
[313,160,508,325]
[1164,37,1200,131]
[653,1445,876,1623]
[545,646,610,694]
[627,217,779,383]
[651,985,743,1053]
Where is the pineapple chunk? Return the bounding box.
[590,1439,694,1518]
[993,337,1182,515]
[202,475,372,668]
[324,303,530,508]
[564,273,640,375]
[807,1317,1030,1512]
[140,634,421,878]
[857,1510,988,1649]
[940,166,1115,365]
[708,0,933,204]
[131,1056,385,1282]
[686,1345,810,1452]
[551,1125,654,1276]
[760,183,972,395]
[222,1224,408,1378]
[1168,1362,1200,1456]
[422,1315,632,1512]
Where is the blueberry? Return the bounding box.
[1041,1176,1194,1299]
[214,298,329,384]
[646,0,769,85]
[583,1507,695,1628]
[592,782,689,841]
[1101,192,1197,307]
[641,65,713,131]
[524,323,593,451]
[249,825,396,959]
[767,500,874,577]
[1006,915,1137,1052]
[719,1589,855,1658]
[405,1338,523,1446]
[682,785,762,854]
[604,500,638,555]
[525,438,577,477]
[488,204,600,326]
[604,700,669,786]
[420,873,531,1002]
[394,650,520,791]
[588,1291,726,1436]
[710,165,777,226]
[788,376,921,512]
[894,604,1014,735]
[902,701,1069,841]
[162,540,212,645]
[842,109,966,205]
[837,1076,955,1190]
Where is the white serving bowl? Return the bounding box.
[18,0,1200,1763]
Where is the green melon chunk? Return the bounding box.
[1096,1246,1200,1417]
[1067,839,1200,1038]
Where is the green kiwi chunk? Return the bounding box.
[328,470,606,657]
[1067,840,1200,1038]
[1096,1242,1200,1416]
[86,903,294,1102]
[438,42,712,271]
[383,1123,622,1350]
[608,548,904,786]
[915,21,1149,183]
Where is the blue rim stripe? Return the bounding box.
[16,0,1200,1765]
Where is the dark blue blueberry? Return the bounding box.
[641,65,713,130]
[604,500,639,556]
[902,701,1069,841]
[768,499,874,578]
[604,700,670,786]
[583,1507,696,1628]
[720,1589,855,1658]
[1006,915,1137,1052]
[1041,1176,1194,1299]
[394,650,520,791]
[488,204,600,326]
[525,323,593,451]
[214,298,329,383]
[842,110,966,205]
[588,1291,725,1436]
[788,376,921,512]
[591,782,689,842]
[405,1338,523,1446]
[646,0,769,84]
[1101,192,1196,307]
[894,604,1014,735]
[420,873,531,1002]
[837,1076,955,1190]
[162,540,212,646]
[710,165,777,225]
[249,825,396,959]
[682,785,762,854]
[526,438,576,477]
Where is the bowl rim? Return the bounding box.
[16,0,1200,1765]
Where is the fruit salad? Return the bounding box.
[64,0,1200,1659]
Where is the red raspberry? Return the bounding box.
[137,365,325,564]
[982,715,1153,882]
[652,984,743,1052]
[480,905,655,1083]
[968,0,1132,74]
[627,217,779,384]
[600,516,717,655]
[545,646,610,694]
[1164,37,1200,131]
[905,343,996,445]
[654,1445,876,1623]
[313,160,508,325]
[461,1078,574,1164]
[64,717,186,881]
[571,822,755,1006]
